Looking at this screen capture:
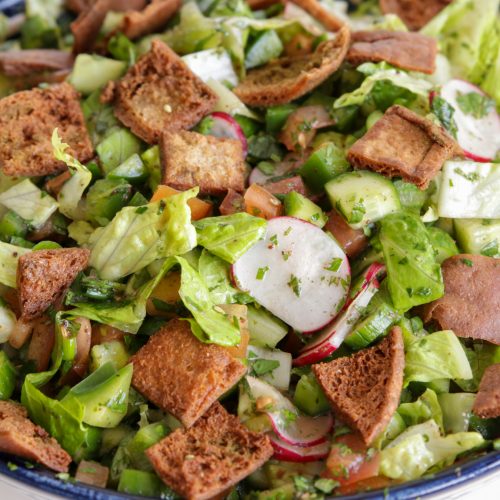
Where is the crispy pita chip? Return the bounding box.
[421,255,500,345]
[379,0,452,31]
[312,327,405,445]
[347,30,437,74]
[234,26,350,107]
[146,402,273,500]
[473,364,500,419]
[292,0,345,31]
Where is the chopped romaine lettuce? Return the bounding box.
[397,388,444,432]
[183,48,238,87]
[68,221,95,246]
[194,213,267,263]
[455,343,500,392]
[404,330,473,384]
[0,179,58,228]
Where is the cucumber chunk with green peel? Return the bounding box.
[118,469,167,497]
[85,178,133,225]
[245,30,283,69]
[266,104,297,134]
[284,192,327,228]
[293,373,330,416]
[0,351,16,400]
[96,128,143,175]
[454,218,500,257]
[247,305,288,348]
[108,154,148,185]
[325,171,401,229]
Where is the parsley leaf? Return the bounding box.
[456,91,495,119]
[252,359,280,375]
[431,96,458,138]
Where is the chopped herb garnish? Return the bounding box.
[7,462,18,471]
[256,266,269,280]
[284,226,292,236]
[269,234,278,247]
[480,239,498,257]
[135,206,148,214]
[456,91,495,119]
[314,478,339,494]
[349,200,366,224]
[252,358,280,375]
[326,257,343,272]
[288,274,302,297]
[461,258,473,267]
[454,167,480,182]
[281,250,292,261]
[431,96,458,138]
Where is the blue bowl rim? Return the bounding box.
[0,450,499,499]
[0,0,499,498]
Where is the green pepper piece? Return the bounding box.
[0,351,16,400]
[265,104,297,134]
[0,210,29,241]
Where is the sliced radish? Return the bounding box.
[344,262,385,309]
[270,435,331,462]
[268,412,333,448]
[293,281,380,366]
[435,79,500,162]
[232,217,350,333]
[204,112,248,156]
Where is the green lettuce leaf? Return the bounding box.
[397,388,444,432]
[404,330,473,384]
[198,249,252,304]
[379,211,444,311]
[334,62,433,110]
[194,212,267,263]
[68,220,95,246]
[455,343,500,392]
[0,179,58,228]
[0,241,31,288]
[52,129,92,220]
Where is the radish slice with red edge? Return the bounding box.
[232,217,350,333]
[293,281,380,366]
[434,79,500,162]
[270,435,331,462]
[204,112,248,156]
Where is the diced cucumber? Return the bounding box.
[85,178,133,225]
[100,425,132,456]
[247,305,288,348]
[126,422,168,471]
[118,469,166,497]
[299,143,350,193]
[329,105,361,133]
[293,373,330,416]
[265,104,297,134]
[345,301,400,350]
[424,378,450,394]
[141,145,161,192]
[0,351,16,400]
[325,171,401,229]
[427,226,459,264]
[245,30,283,69]
[108,154,148,185]
[0,210,29,241]
[96,128,143,175]
[454,218,500,257]
[284,192,327,228]
[0,302,17,344]
[438,393,476,434]
[91,340,130,372]
[374,411,406,449]
[469,415,500,440]
[68,54,127,95]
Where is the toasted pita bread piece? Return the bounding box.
[0,401,71,472]
[347,30,437,74]
[66,0,146,14]
[108,40,217,144]
[292,0,345,31]
[17,248,90,321]
[473,364,500,419]
[0,83,93,177]
[0,50,73,77]
[421,255,500,345]
[131,319,246,428]
[312,327,405,445]
[347,105,461,189]
[380,0,452,31]
[161,130,248,195]
[247,0,282,9]
[234,26,350,107]
[146,402,273,500]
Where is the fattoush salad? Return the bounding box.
[0,0,499,498]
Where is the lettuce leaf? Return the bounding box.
[397,388,444,432]
[404,330,473,384]
[455,343,500,392]
[0,241,31,288]
[52,129,92,220]
[334,62,433,110]
[68,220,95,246]
[194,213,267,263]
[0,179,58,228]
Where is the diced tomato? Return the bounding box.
[323,433,380,487]
[244,184,283,219]
[280,106,334,151]
[150,185,213,220]
[324,210,368,259]
[264,176,308,196]
[337,475,394,495]
[219,189,245,215]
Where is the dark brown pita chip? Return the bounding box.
[0,82,93,177]
[110,40,217,144]
[421,254,500,345]
[161,130,248,195]
[17,248,90,321]
[0,50,73,77]
[146,402,273,500]
[0,401,71,472]
[347,30,437,74]
[473,364,500,418]
[292,0,345,31]
[312,327,405,445]
[131,319,246,428]
[234,26,350,107]
[379,0,452,31]
[347,105,461,189]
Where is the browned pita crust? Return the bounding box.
[420,255,500,345]
[0,50,73,77]
[379,0,452,31]
[234,26,350,107]
[347,30,437,74]
[146,402,273,500]
[347,105,461,189]
[292,0,345,31]
[473,364,500,418]
[312,327,405,445]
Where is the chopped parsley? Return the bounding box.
[326,257,343,272]
[288,274,302,297]
[281,249,292,261]
[349,200,366,224]
[461,258,473,267]
[454,167,480,182]
[269,234,278,247]
[256,266,269,280]
[135,206,148,214]
[284,226,292,236]
[252,358,280,376]
[431,96,458,138]
[480,239,498,257]
[456,91,495,119]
